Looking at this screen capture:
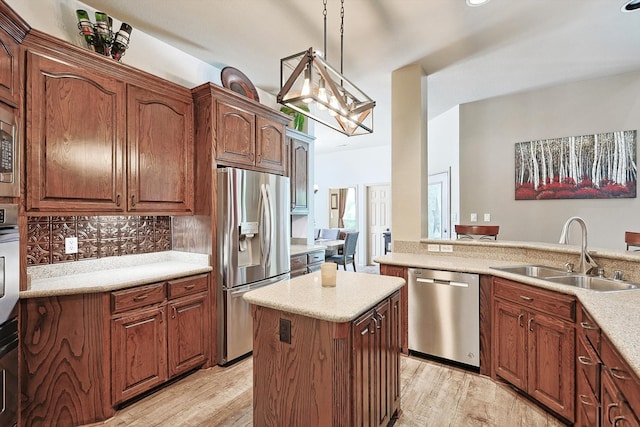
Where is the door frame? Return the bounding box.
[365,182,392,265]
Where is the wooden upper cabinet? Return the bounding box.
[256,115,286,175]
[24,31,195,214]
[127,85,194,214]
[216,101,255,166]
[26,51,126,212]
[193,82,290,175]
[0,27,20,107]
[287,128,314,214]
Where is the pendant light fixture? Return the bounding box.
[277,0,375,136]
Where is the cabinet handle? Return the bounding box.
[610,367,632,381]
[607,402,619,424]
[257,154,262,163]
[578,394,595,406]
[520,295,534,302]
[518,313,524,327]
[172,306,177,319]
[116,194,121,206]
[528,317,534,332]
[371,317,378,334]
[159,307,164,323]
[131,194,136,206]
[376,313,385,329]
[184,284,196,290]
[580,321,598,330]
[578,355,595,366]
[133,294,148,301]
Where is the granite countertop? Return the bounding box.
[23,251,212,298]
[375,252,640,379]
[290,244,327,256]
[243,271,405,323]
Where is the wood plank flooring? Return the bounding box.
[85,355,566,427]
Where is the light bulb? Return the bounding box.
[317,80,328,110]
[301,67,312,103]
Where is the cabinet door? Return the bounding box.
[290,138,309,213]
[127,85,194,213]
[256,116,285,174]
[528,311,575,421]
[493,299,527,390]
[389,291,402,416]
[167,293,209,378]
[375,299,392,427]
[576,367,600,427]
[216,101,255,167]
[0,28,20,107]
[111,305,167,405]
[379,265,408,355]
[26,51,126,212]
[352,309,376,427]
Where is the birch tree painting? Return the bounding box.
[515,130,637,200]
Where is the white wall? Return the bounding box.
[314,144,391,263]
[459,70,640,250]
[428,105,460,235]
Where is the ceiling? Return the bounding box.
[81,0,640,153]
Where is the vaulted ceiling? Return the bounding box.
[81,0,640,152]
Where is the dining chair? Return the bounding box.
[625,231,640,251]
[454,225,499,241]
[326,231,359,271]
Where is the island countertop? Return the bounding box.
[243,270,405,322]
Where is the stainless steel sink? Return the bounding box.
[491,265,572,279]
[546,275,638,292]
[491,265,639,292]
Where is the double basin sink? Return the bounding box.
[491,265,639,292]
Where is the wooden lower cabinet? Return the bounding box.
[600,334,640,427]
[252,290,401,426]
[492,277,575,422]
[290,249,325,278]
[21,273,210,426]
[112,304,168,405]
[379,264,408,355]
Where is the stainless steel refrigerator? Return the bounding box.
[216,167,290,365]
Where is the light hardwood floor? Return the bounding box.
[86,355,566,427]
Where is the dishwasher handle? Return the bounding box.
[415,277,469,288]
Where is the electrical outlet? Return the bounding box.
[65,237,78,254]
[427,244,440,252]
[279,318,291,344]
[484,213,491,222]
[440,244,453,253]
[470,213,477,222]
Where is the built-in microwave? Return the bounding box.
[0,104,17,197]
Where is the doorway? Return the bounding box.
[365,183,391,265]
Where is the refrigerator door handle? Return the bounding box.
[260,183,272,268]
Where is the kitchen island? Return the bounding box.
[244,270,405,427]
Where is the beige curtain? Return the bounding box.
[338,188,348,228]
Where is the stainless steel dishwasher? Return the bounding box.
[408,268,480,367]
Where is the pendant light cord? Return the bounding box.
[323,0,327,58]
[340,0,344,75]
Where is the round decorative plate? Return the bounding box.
[221,66,259,101]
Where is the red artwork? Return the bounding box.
[515,130,637,200]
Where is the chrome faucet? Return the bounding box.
[558,216,599,275]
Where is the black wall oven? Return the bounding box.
[0,204,18,427]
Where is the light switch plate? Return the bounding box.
[484,213,491,222]
[65,237,78,254]
[440,244,453,253]
[470,213,477,222]
[427,244,440,252]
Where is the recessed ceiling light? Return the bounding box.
[622,0,640,12]
[466,0,490,6]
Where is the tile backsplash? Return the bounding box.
[27,216,172,266]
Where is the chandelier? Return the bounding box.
[277,0,375,136]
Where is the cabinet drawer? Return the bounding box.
[290,254,307,270]
[112,282,166,313]
[307,250,325,265]
[601,335,640,411]
[578,305,601,353]
[307,263,322,273]
[576,334,601,400]
[168,274,208,299]
[493,277,575,322]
